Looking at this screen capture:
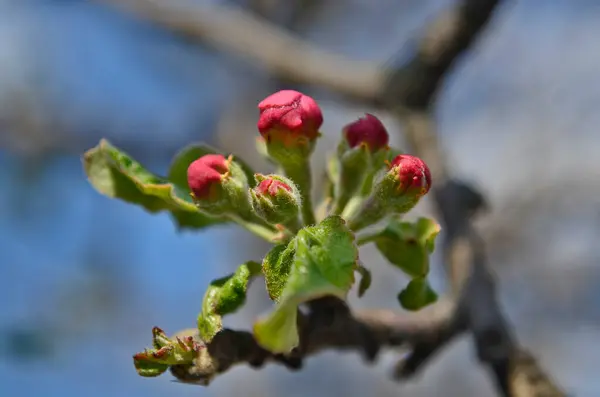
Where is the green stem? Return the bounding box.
[340,196,365,220]
[360,170,376,196]
[331,192,352,216]
[346,196,387,232]
[228,214,278,242]
[315,197,332,223]
[283,216,302,234]
[283,161,316,226]
[332,156,368,216]
[356,230,382,246]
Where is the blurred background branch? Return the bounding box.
[101,0,384,100]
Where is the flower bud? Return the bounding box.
[373,154,431,215]
[257,90,322,165]
[346,154,431,231]
[258,90,323,142]
[187,154,229,200]
[186,154,252,216]
[343,114,389,152]
[250,174,301,225]
[385,154,432,203]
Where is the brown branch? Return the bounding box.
[102,0,567,395]
[168,297,458,386]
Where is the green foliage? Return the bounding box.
[197,261,262,341]
[398,277,438,311]
[356,263,372,297]
[374,217,440,278]
[133,327,201,377]
[83,139,225,230]
[254,216,358,353]
[371,217,440,310]
[262,243,297,301]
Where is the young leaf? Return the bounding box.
[262,243,297,302]
[254,216,358,353]
[356,263,372,297]
[197,261,262,342]
[397,277,438,311]
[83,139,224,230]
[133,327,201,377]
[374,217,440,278]
[134,360,170,377]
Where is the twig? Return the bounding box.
[169,296,456,386]
[103,0,567,395]
[99,0,384,100]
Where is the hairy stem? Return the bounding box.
[284,161,316,226]
[228,214,278,242]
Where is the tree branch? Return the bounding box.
[102,0,567,395]
[99,0,384,100]
[168,297,457,386]
[381,1,567,396]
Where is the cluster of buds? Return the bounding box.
[84,86,439,378]
[185,89,431,236]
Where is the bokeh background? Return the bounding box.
[1,0,599,396]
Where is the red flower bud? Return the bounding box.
[389,154,432,196]
[343,114,389,151]
[186,154,229,200]
[257,178,292,197]
[257,90,323,143]
[346,154,432,231]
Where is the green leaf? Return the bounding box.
[356,263,372,297]
[374,217,440,278]
[254,216,357,353]
[170,209,221,231]
[262,243,297,302]
[133,327,201,378]
[197,261,262,342]
[169,143,257,189]
[134,360,170,377]
[398,277,438,311]
[83,139,224,230]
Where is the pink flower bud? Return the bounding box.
[389,154,432,197]
[256,178,292,196]
[186,154,229,200]
[257,90,323,144]
[343,114,389,151]
[250,174,300,225]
